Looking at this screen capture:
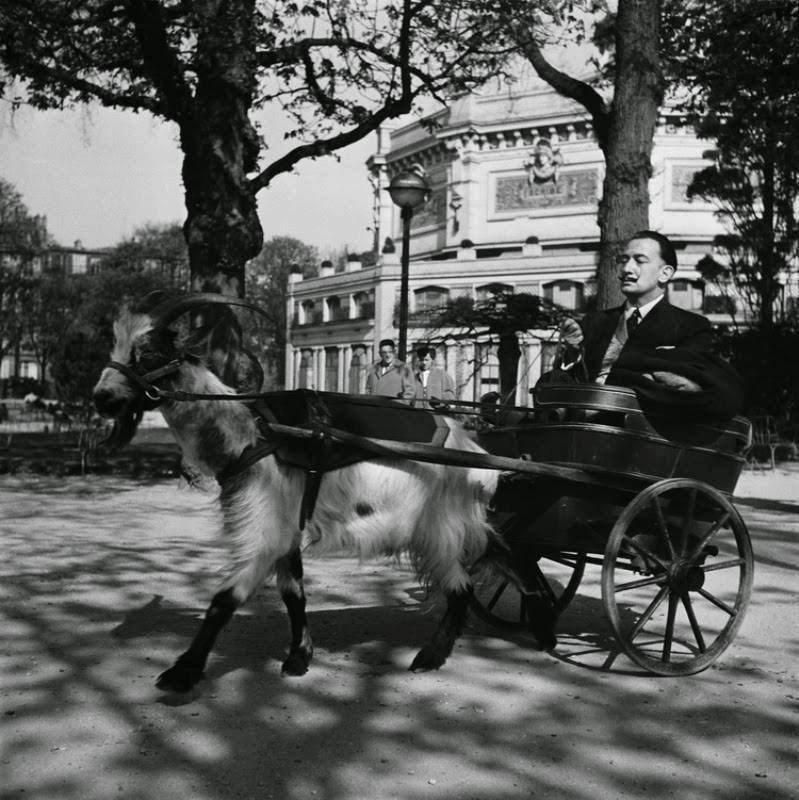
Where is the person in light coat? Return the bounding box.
[413,346,455,409]
[364,338,415,401]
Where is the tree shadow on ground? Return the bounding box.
[3,478,797,800]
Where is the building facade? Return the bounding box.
[285,79,747,404]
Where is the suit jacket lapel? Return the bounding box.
[624,298,673,348]
[585,306,624,377]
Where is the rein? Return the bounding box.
[105,359,271,404]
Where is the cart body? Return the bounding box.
[251,384,755,676]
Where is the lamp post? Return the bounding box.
[387,169,431,361]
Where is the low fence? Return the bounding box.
[0,409,180,478]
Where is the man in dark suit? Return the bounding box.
[521,232,742,651]
[554,230,742,418]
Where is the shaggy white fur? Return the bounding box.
[95,308,498,602]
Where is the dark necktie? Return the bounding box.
[627,309,642,337]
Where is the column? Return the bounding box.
[338,345,347,392]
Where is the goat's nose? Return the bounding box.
[93,389,117,415]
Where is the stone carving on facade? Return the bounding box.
[523,138,564,186]
[411,187,446,229]
[495,169,599,212]
[670,164,702,204]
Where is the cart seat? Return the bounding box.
[251,389,452,447]
[478,384,751,494]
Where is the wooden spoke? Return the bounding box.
[681,591,707,653]
[614,574,667,593]
[651,495,677,560]
[629,584,670,640]
[701,557,746,574]
[678,488,698,556]
[697,587,736,617]
[662,592,679,662]
[531,562,559,606]
[686,511,732,562]
[486,580,510,611]
[620,533,670,572]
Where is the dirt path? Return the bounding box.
[2,470,797,800]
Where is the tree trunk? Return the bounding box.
[521,0,664,311]
[596,0,664,310]
[179,0,263,297]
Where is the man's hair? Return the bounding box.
[416,346,435,360]
[378,338,395,350]
[630,230,678,269]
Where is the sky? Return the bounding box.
[0,102,377,257]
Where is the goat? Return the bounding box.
[93,294,500,693]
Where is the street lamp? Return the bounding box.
[387,169,430,361]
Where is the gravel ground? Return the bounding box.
[1,464,797,800]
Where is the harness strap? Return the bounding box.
[106,359,183,401]
[215,439,281,484]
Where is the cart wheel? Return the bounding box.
[602,478,753,676]
[469,551,586,632]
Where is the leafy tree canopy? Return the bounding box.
[423,290,570,402]
[0,176,49,253]
[0,0,519,293]
[671,0,799,331]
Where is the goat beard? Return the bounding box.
[103,401,144,451]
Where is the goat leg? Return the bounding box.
[156,587,238,692]
[409,586,472,672]
[276,547,313,676]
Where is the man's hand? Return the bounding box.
[646,371,703,392]
[559,318,584,347]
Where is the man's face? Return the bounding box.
[616,237,674,305]
[379,345,395,366]
[419,353,433,371]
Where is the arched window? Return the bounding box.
[543,280,584,311]
[348,346,368,393]
[353,291,375,319]
[475,343,500,401]
[414,285,450,312]
[475,282,513,301]
[326,295,348,322]
[325,347,339,391]
[668,279,704,312]
[300,299,317,325]
[298,349,313,388]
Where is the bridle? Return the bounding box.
[104,357,276,405]
[104,293,274,406]
[105,358,185,405]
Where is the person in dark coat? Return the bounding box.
[525,231,743,652]
[412,346,455,409]
[550,230,743,419]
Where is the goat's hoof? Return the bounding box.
[409,645,446,672]
[156,663,204,693]
[281,649,312,677]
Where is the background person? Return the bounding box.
[412,346,455,409]
[364,338,415,401]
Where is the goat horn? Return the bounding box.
[149,293,269,328]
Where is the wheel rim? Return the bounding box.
[470,551,586,632]
[601,478,753,676]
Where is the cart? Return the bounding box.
[469,383,754,676]
[253,383,754,677]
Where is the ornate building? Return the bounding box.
[286,77,735,404]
